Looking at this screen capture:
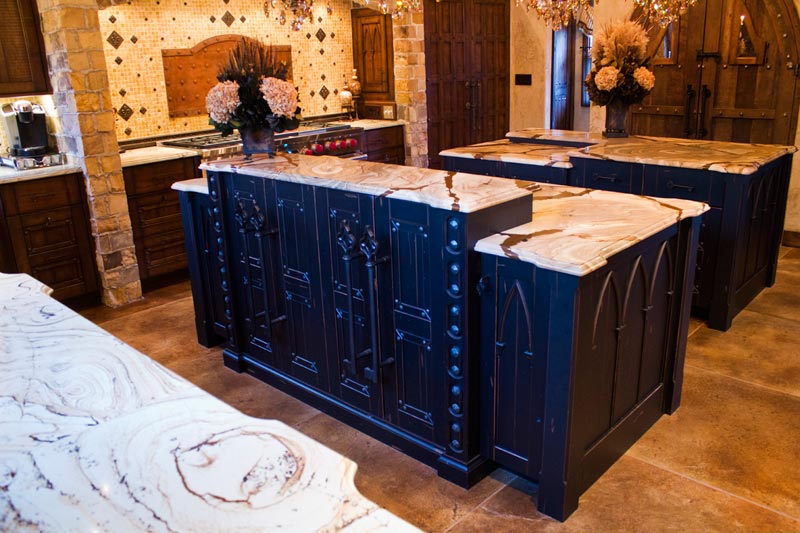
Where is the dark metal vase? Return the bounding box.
[603,98,630,138]
[240,127,275,159]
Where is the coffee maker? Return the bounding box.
[1,100,63,169]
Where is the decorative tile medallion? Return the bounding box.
[319,85,329,100]
[114,56,123,65]
[118,104,134,121]
[316,28,326,42]
[210,15,216,22]
[139,106,147,114]
[240,16,246,22]
[108,15,117,23]
[124,127,132,135]
[107,31,124,49]
[119,89,126,97]
[130,35,138,44]
[222,11,235,26]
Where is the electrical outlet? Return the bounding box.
[382,105,395,120]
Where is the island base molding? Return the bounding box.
[223,349,496,488]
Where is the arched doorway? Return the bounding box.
[630,0,800,145]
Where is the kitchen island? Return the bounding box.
[0,271,417,531]
[178,154,706,520]
[441,129,797,330]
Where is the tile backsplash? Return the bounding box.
[99,0,355,140]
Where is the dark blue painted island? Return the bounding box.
[175,154,706,521]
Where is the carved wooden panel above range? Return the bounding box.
[162,35,292,119]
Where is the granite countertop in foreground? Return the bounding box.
[0,162,84,184]
[201,154,535,213]
[0,272,419,532]
[475,183,708,276]
[119,145,200,167]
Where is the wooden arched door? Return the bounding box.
[630,0,800,145]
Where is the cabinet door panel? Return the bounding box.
[319,189,383,414]
[275,181,330,391]
[0,0,50,95]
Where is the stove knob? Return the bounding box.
[311,143,324,155]
[335,139,348,150]
[346,138,359,149]
[324,141,338,153]
[301,148,314,156]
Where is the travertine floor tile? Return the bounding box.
[628,365,800,519]
[685,309,800,397]
[448,456,800,532]
[294,413,516,532]
[78,279,193,324]
[748,270,800,322]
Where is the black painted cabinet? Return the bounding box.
[206,168,532,485]
[480,216,702,520]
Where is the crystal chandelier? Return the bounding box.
[359,0,422,19]
[633,0,698,27]
[264,1,334,31]
[516,0,592,31]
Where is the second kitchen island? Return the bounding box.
[182,154,706,520]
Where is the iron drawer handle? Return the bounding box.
[594,175,619,183]
[337,219,365,376]
[666,180,696,193]
[684,84,696,137]
[359,225,391,384]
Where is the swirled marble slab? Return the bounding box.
[201,154,534,213]
[505,128,604,146]
[439,139,572,167]
[475,183,708,275]
[0,272,419,532]
[567,135,796,174]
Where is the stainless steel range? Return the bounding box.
[159,123,366,161]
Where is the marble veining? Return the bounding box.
[171,177,208,194]
[327,119,406,131]
[120,146,200,167]
[475,183,708,275]
[0,163,83,185]
[0,272,419,532]
[202,154,535,213]
[566,135,797,175]
[439,139,572,167]
[505,128,604,146]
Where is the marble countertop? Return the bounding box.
[439,139,572,168]
[120,145,200,167]
[0,162,84,184]
[475,183,708,275]
[201,154,535,213]
[328,119,405,131]
[0,272,418,532]
[503,128,797,175]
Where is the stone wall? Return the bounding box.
[392,12,428,168]
[37,0,142,306]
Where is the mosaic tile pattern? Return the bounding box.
[99,0,355,140]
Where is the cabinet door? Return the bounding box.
[351,8,394,101]
[318,188,385,415]
[225,174,288,370]
[0,0,50,96]
[274,181,331,392]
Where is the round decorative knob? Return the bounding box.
[346,138,358,148]
[335,139,347,150]
[301,148,314,156]
[311,143,324,154]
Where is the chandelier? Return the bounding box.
[633,0,698,27]
[516,0,592,31]
[264,1,334,31]
[358,0,422,19]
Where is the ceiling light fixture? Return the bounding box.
[516,0,592,31]
[265,1,332,31]
[633,0,698,27]
[358,0,422,19]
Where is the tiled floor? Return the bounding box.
[81,248,800,532]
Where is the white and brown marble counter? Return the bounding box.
[201,154,535,213]
[0,272,419,532]
[475,183,708,276]
[0,162,83,184]
[502,128,797,175]
[120,145,201,167]
[439,139,572,168]
[329,119,405,131]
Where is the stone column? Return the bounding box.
[393,11,428,168]
[37,0,141,306]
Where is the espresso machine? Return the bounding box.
[1,100,64,169]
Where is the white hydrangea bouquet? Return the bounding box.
[584,20,655,106]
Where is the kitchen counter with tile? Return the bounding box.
[0,162,83,184]
[0,271,418,532]
[201,153,534,212]
[119,145,201,167]
[475,183,708,275]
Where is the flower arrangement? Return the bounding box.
[584,20,655,106]
[205,39,300,137]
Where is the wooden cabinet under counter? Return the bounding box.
[123,156,201,281]
[363,125,405,164]
[0,174,97,300]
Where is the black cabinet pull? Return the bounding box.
[698,84,712,139]
[476,275,491,296]
[337,219,365,376]
[593,175,620,183]
[684,84,696,137]
[359,225,391,384]
[666,180,696,193]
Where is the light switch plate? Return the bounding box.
[382,105,396,120]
